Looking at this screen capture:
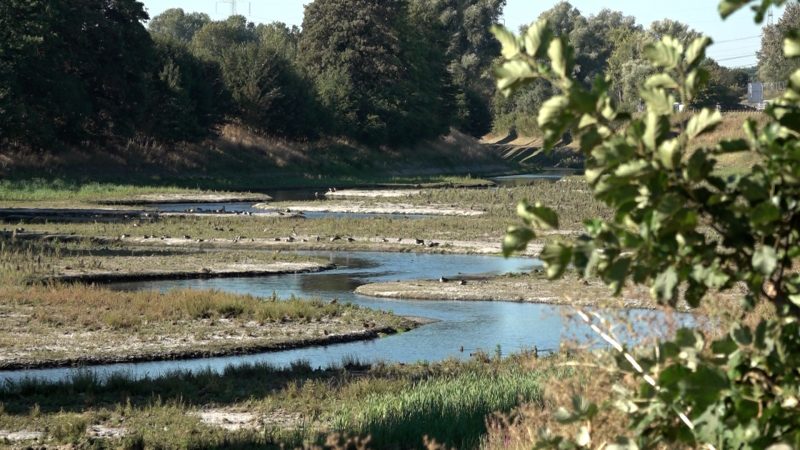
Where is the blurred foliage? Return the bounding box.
[492,2,755,138]
[495,0,800,447]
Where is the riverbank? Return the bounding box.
[0,350,561,448]
[1,126,515,195]
[355,273,659,309]
[0,283,417,370]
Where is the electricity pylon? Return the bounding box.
[216,0,251,17]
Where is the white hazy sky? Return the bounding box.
[139,0,780,67]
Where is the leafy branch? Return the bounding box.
[493,0,800,447]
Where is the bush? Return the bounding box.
[494,0,800,447]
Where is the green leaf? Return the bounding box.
[537,95,569,127]
[784,32,800,58]
[490,25,520,59]
[606,256,631,294]
[686,108,722,140]
[517,201,560,229]
[540,242,573,279]
[716,138,750,153]
[548,37,572,79]
[685,36,713,68]
[640,88,675,116]
[750,201,781,226]
[651,266,679,302]
[752,245,777,275]
[523,20,550,58]
[658,139,681,169]
[644,73,679,90]
[502,226,536,257]
[644,112,670,150]
[494,60,536,96]
[718,0,748,19]
[615,160,651,178]
[644,37,683,69]
[606,438,640,450]
[789,69,800,92]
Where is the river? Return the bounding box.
[0,251,685,384]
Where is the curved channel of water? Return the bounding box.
[0,251,684,384]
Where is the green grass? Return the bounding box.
[0,179,208,203]
[0,353,557,448]
[0,175,496,205]
[333,364,553,448]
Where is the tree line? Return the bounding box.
[491,2,773,137]
[0,0,504,148]
[2,0,798,151]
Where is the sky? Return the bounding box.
[139,0,781,67]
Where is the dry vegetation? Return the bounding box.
[0,284,412,369]
[1,125,511,191]
[0,237,412,369]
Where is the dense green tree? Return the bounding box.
[148,8,210,43]
[693,60,749,109]
[256,22,301,62]
[436,0,507,136]
[191,15,256,62]
[220,42,318,137]
[299,0,409,143]
[758,3,800,82]
[0,0,49,142]
[143,36,227,141]
[1,0,154,144]
[649,18,702,43]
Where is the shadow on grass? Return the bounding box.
[0,361,357,415]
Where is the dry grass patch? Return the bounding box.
[0,283,412,369]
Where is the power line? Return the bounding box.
[714,34,762,44]
[716,54,757,62]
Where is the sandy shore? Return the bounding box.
[323,189,421,198]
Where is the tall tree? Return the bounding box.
[0,0,49,142]
[191,15,256,62]
[1,0,154,144]
[148,8,210,43]
[758,3,800,82]
[144,36,227,141]
[648,18,701,44]
[256,22,301,62]
[427,0,506,136]
[299,0,408,143]
[220,42,318,137]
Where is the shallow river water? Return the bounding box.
[0,251,686,384]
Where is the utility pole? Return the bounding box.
[767,8,775,27]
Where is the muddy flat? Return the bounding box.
[97,192,272,205]
[0,312,413,370]
[55,260,332,283]
[255,201,485,217]
[354,276,661,309]
[122,235,541,256]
